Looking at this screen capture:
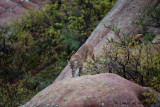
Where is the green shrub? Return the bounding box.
[84,26,160,92]
[0,79,38,107]
[133,5,160,44]
[83,26,160,105]
[0,0,116,106]
[0,0,116,82]
[135,5,160,28]
[83,4,160,105]
[61,0,116,38]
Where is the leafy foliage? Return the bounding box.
[136,5,160,28]
[133,5,160,44]
[0,0,116,106]
[0,0,115,82]
[84,25,160,104]
[0,79,38,107]
[83,27,160,104]
[85,5,160,104]
[84,25,160,90]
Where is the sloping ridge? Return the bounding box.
[54,0,159,83]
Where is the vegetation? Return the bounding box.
[133,5,160,44]
[0,0,116,106]
[1,0,159,106]
[84,25,160,104]
[84,4,160,90]
[0,79,38,107]
[83,4,160,105]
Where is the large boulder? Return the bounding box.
[23,73,150,107]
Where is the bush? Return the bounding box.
[134,5,160,28]
[84,4,160,105]
[133,5,160,44]
[84,26,160,92]
[0,79,38,107]
[83,26,160,105]
[0,0,116,106]
[0,0,116,83]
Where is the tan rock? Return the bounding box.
[23,73,150,107]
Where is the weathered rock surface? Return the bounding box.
[54,0,159,83]
[0,0,43,25]
[23,73,150,107]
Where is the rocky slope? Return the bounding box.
[0,0,43,25]
[23,73,151,107]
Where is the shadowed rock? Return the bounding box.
[0,6,6,14]
[23,73,150,107]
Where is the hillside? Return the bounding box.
[23,0,160,106]
[1,0,160,106]
[0,0,117,106]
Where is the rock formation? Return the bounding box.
[23,73,151,107]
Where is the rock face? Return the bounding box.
[0,0,43,25]
[54,0,159,83]
[23,73,149,107]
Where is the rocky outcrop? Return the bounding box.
[0,0,43,25]
[54,0,159,83]
[23,73,151,107]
